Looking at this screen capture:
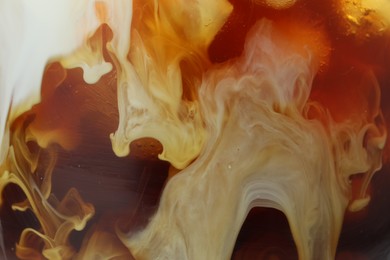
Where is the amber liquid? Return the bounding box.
[2,0,390,259]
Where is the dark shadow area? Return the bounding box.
[232,207,298,260]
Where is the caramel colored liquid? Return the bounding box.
[1,0,390,259]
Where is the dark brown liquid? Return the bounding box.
[215,1,390,259]
[2,0,390,259]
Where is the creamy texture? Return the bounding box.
[0,0,387,259]
[123,19,385,260]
